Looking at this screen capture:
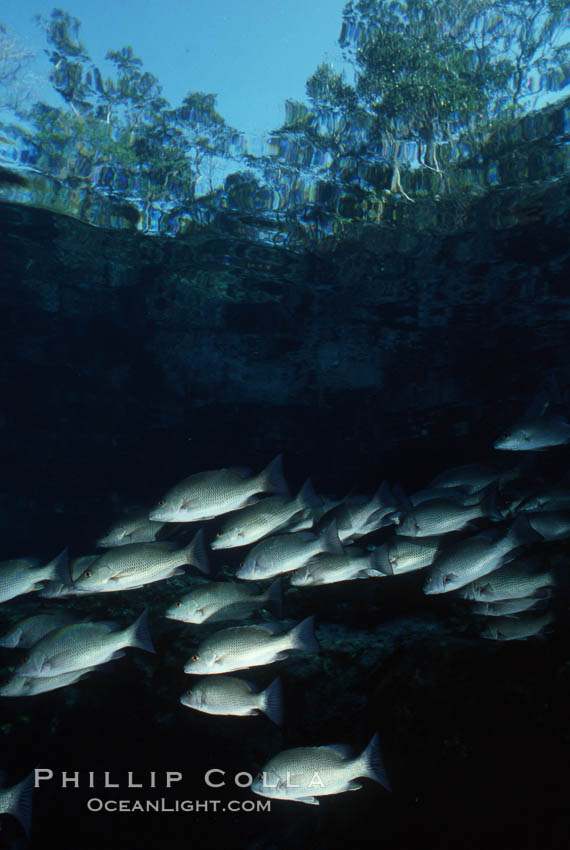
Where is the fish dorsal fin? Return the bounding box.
[228,467,253,479]
[549,414,570,426]
[250,622,282,635]
[372,480,393,506]
[96,620,122,631]
[325,743,353,759]
[392,483,412,510]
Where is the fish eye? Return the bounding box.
[175,601,182,607]
[157,499,165,507]
[239,561,244,567]
[84,570,92,578]
[425,576,431,584]
[192,654,199,662]
[216,532,223,538]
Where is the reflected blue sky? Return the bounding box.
[3,0,349,141]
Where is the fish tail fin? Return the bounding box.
[480,482,505,521]
[540,610,556,632]
[296,478,319,509]
[185,529,209,574]
[266,577,282,618]
[260,676,283,726]
[321,519,344,555]
[372,480,396,511]
[0,628,22,649]
[358,732,391,792]
[288,615,320,653]
[45,548,72,586]
[508,515,542,547]
[126,609,156,654]
[371,545,393,576]
[260,453,290,497]
[0,771,35,838]
[391,482,413,511]
[550,564,570,617]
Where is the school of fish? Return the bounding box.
[0,406,567,830]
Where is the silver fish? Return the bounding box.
[471,598,547,616]
[0,667,99,696]
[290,550,385,586]
[317,482,401,543]
[73,530,208,593]
[211,480,317,550]
[0,613,76,649]
[0,550,69,604]
[409,486,468,506]
[236,521,343,581]
[149,454,288,523]
[423,516,539,595]
[430,464,499,493]
[184,616,319,675]
[527,512,570,541]
[517,487,570,513]
[97,506,168,547]
[14,610,155,678]
[251,732,390,805]
[372,536,442,576]
[395,495,487,537]
[0,772,34,838]
[457,559,555,601]
[180,675,282,725]
[165,578,281,624]
[494,416,570,451]
[38,554,100,599]
[287,495,343,532]
[481,610,554,640]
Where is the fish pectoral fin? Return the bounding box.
[346,781,363,791]
[293,796,320,805]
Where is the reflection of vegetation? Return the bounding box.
[0,3,569,239]
[22,9,243,206]
[0,24,37,111]
[270,0,569,206]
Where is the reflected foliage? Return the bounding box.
[0,3,569,243]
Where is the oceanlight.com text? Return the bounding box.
[86,798,271,813]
